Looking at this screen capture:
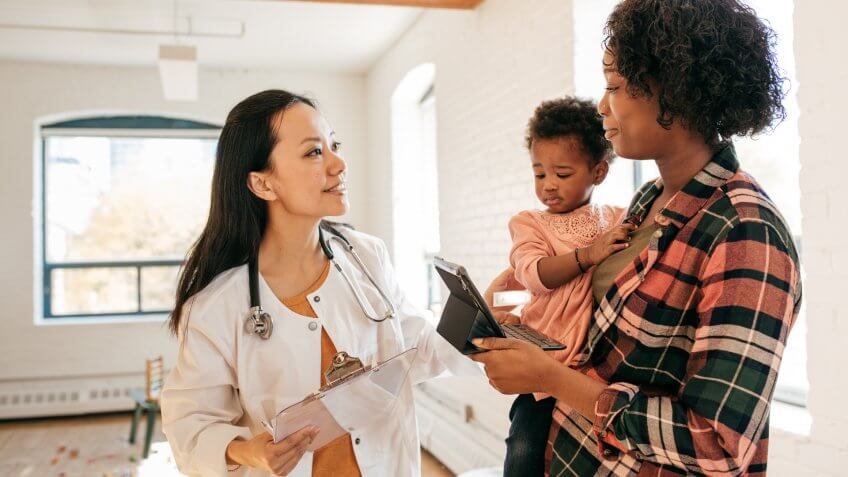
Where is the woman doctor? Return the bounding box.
[161,90,473,477]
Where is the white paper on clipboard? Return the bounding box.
[268,347,418,451]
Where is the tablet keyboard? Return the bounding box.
[502,323,565,349]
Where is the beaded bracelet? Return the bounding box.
[575,248,588,273]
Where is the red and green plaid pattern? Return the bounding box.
[549,146,802,476]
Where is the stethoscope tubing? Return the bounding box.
[245,223,397,339]
[325,234,396,322]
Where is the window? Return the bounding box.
[418,86,442,316]
[573,0,661,209]
[39,116,220,319]
[573,0,806,406]
[391,64,441,322]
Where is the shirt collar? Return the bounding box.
[625,145,740,229]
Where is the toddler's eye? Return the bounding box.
[556,174,572,179]
[534,174,545,179]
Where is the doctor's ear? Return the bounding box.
[247,171,278,201]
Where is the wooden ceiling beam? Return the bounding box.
[287,0,484,10]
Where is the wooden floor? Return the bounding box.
[0,412,454,476]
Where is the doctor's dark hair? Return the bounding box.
[604,0,787,143]
[170,89,316,335]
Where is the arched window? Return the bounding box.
[391,64,441,320]
[39,115,220,319]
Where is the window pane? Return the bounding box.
[593,158,634,208]
[44,136,216,263]
[774,309,808,406]
[50,267,138,315]
[141,266,180,312]
[734,0,801,234]
[638,160,660,185]
[734,0,806,404]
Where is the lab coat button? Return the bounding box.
[355,437,361,445]
[308,322,318,331]
[313,295,321,303]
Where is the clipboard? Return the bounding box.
[267,348,418,450]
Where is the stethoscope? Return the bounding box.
[244,222,398,340]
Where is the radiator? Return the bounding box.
[414,377,513,474]
[0,373,146,419]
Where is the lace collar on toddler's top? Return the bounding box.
[537,203,617,247]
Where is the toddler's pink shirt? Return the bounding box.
[509,203,625,376]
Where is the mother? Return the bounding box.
[475,1,801,475]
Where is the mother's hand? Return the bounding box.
[469,337,559,395]
[470,337,607,420]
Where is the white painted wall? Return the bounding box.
[0,61,366,394]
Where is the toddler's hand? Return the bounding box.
[584,222,637,266]
[493,310,521,325]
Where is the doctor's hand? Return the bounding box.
[468,338,560,395]
[226,427,318,476]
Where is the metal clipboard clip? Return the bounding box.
[268,347,418,450]
[321,351,371,392]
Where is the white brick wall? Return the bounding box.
[367,0,848,474]
[768,1,848,475]
[365,0,574,470]
[366,0,573,289]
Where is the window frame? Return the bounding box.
[39,115,220,320]
[418,84,442,319]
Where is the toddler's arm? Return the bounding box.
[509,212,635,291]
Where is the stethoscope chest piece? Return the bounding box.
[245,306,273,340]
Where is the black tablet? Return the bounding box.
[433,257,566,354]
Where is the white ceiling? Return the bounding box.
[0,0,424,73]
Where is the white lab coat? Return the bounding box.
[161,228,478,477]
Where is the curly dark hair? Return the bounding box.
[604,0,787,143]
[525,96,613,167]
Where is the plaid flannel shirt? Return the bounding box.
[549,145,802,476]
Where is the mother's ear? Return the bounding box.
[247,171,278,201]
[592,160,610,185]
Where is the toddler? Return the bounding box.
[502,97,633,476]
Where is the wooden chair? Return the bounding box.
[128,355,163,458]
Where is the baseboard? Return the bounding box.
[0,373,146,419]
